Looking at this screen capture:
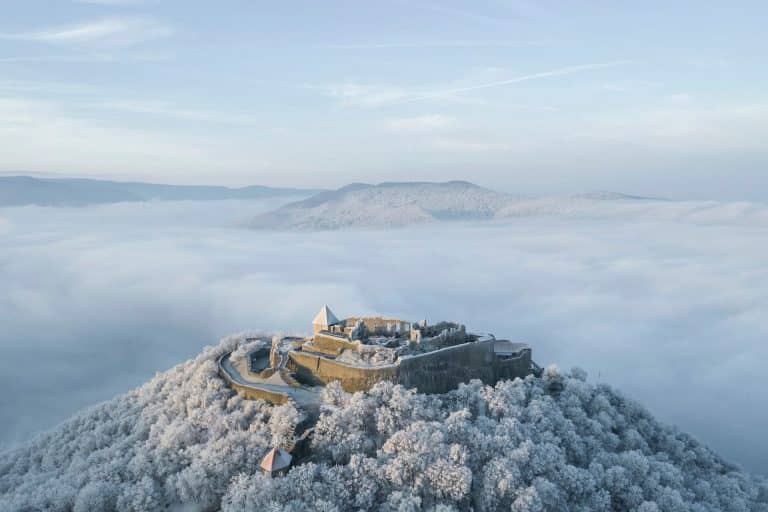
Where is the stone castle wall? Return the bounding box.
[495,348,533,381]
[397,340,497,394]
[287,350,398,392]
[287,339,532,394]
[311,331,358,355]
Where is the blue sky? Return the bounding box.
[1,1,766,198]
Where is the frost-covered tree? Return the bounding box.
[2,335,767,512]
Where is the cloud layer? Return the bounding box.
[0,200,766,476]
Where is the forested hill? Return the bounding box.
[1,333,766,511]
[250,180,517,230]
[249,180,768,231]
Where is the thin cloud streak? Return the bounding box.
[407,0,526,25]
[408,61,632,100]
[74,0,146,4]
[0,53,168,63]
[327,40,546,49]
[0,18,173,45]
[0,54,115,63]
[321,61,631,108]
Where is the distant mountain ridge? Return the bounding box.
[0,176,322,207]
[249,180,659,230]
[570,190,663,201]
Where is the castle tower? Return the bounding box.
[312,305,339,335]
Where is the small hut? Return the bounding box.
[260,447,292,477]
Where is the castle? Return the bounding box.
[218,305,536,405]
[218,306,537,476]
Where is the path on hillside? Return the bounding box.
[220,353,320,408]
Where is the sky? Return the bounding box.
[1,199,767,475]
[0,1,767,199]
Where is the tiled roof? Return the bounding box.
[260,447,292,472]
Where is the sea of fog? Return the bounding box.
[0,198,766,476]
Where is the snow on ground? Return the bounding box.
[1,335,766,511]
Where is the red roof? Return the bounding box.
[260,447,292,473]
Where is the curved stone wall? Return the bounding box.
[287,350,398,392]
[397,340,497,394]
[218,356,291,405]
[287,339,532,394]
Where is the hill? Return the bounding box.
[0,176,321,207]
[249,181,516,230]
[250,181,768,230]
[1,333,765,511]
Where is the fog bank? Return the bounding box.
[0,199,766,474]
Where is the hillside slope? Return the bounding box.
[1,334,765,511]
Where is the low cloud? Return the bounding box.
[0,200,767,476]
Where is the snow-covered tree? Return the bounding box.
[2,335,767,512]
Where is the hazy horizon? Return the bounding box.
[2,2,768,201]
[2,172,766,203]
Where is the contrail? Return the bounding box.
[403,60,631,103]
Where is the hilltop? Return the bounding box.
[1,333,765,511]
[0,176,321,207]
[249,181,515,230]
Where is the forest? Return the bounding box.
[1,333,766,511]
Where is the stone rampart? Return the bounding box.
[397,339,496,393]
[287,350,398,392]
[312,331,359,355]
[287,338,532,394]
[494,347,533,381]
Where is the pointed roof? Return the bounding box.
[312,305,339,326]
[260,447,292,473]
